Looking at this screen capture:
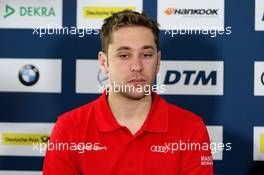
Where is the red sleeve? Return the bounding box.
[180,117,214,175]
[43,114,81,175]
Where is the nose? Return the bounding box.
[131,57,143,72]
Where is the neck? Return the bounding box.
[107,92,153,134]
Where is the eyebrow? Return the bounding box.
[116,46,132,52]
[141,45,155,50]
[116,45,155,52]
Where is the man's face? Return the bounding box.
[100,26,160,100]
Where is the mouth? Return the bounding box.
[127,78,147,86]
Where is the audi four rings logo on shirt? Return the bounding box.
[150,142,212,154]
[150,143,177,154]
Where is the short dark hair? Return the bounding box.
[100,10,160,53]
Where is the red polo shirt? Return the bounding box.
[43,92,214,175]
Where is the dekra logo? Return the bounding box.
[4,5,15,18]
[164,70,217,85]
[3,4,56,18]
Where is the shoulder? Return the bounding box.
[162,98,204,125]
[160,97,207,138]
[52,99,98,137]
[59,99,97,124]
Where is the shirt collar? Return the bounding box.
[94,91,168,133]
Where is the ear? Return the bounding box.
[156,51,161,74]
[98,51,109,74]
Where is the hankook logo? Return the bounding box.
[164,8,219,16]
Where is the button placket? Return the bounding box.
[124,141,137,173]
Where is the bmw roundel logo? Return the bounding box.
[18,64,40,86]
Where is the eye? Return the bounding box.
[143,53,153,58]
[118,54,129,59]
[117,53,129,60]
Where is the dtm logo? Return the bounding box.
[164,70,216,85]
[18,64,39,86]
[157,61,223,95]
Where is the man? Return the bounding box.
[43,10,214,175]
